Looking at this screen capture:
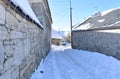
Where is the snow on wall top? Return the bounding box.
[101,8,118,16]
[74,7,120,30]
[52,29,62,39]
[11,0,43,28]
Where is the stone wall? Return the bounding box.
[30,2,52,57]
[0,2,46,79]
[72,27,120,59]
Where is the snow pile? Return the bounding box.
[74,7,120,30]
[31,46,120,79]
[52,29,62,39]
[11,0,43,28]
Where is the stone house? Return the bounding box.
[52,38,62,45]
[0,0,52,79]
[52,29,62,45]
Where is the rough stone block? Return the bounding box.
[10,31,24,39]
[6,12,20,31]
[11,66,19,79]
[19,23,28,33]
[3,40,9,46]
[13,41,24,65]
[0,66,19,79]
[19,58,28,70]
[115,52,120,60]
[4,57,14,71]
[4,46,14,57]
[24,39,31,57]
[15,13,22,22]
[20,61,34,79]
[0,5,5,25]
[30,48,35,55]
[0,26,9,40]
[0,69,11,79]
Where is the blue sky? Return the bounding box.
[48,0,120,31]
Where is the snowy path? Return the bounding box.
[31,46,120,79]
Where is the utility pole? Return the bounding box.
[70,0,72,46]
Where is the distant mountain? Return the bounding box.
[74,8,120,30]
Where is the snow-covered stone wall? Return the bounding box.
[0,2,46,79]
[72,27,120,60]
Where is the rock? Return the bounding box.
[40,70,44,73]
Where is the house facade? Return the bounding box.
[0,0,52,79]
[52,38,62,45]
[52,29,62,46]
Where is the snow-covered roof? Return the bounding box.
[101,8,117,16]
[10,0,43,28]
[52,29,62,39]
[74,7,120,30]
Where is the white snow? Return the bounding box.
[11,0,43,28]
[102,8,115,16]
[97,19,105,22]
[75,23,91,30]
[52,29,62,39]
[101,8,120,16]
[30,46,120,79]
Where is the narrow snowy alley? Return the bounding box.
[31,46,120,79]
